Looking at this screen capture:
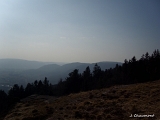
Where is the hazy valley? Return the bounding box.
[0,59,122,93]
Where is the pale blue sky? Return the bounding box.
[0,0,160,63]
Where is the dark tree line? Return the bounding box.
[0,49,160,118]
[52,49,160,95]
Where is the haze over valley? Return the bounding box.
[0,59,122,92]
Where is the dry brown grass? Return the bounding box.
[4,80,160,120]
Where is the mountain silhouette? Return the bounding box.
[0,59,121,92]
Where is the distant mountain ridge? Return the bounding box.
[0,58,65,70]
[0,59,46,70]
[0,58,122,70]
[0,59,122,92]
[19,61,122,85]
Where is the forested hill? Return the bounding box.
[0,49,160,119]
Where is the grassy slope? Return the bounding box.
[4,80,160,120]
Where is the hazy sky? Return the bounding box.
[0,0,160,63]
